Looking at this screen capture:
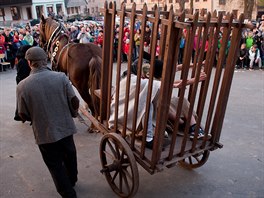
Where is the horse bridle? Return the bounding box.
[41,20,67,53]
[41,19,69,70]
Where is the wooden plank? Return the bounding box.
[100,1,114,123]
[204,13,233,145]
[140,4,160,161]
[189,13,211,152]
[158,5,168,60]
[211,14,244,142]
[106,2,117,123]
[113,2,126,133]
[199,14,223,149]
[122,3,137,138]
[177,12,199,157]
[166,11,185,161]
[130,3,148,151]
[152,5,182,164]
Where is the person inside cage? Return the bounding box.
[108,52,211,150]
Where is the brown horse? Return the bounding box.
[38,15,102,118]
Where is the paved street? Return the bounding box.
[0,68,263,198]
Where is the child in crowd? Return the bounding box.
[236,43,248,69]
[143,42,149,53]
[249,44,262,70]
[124,39,130,60]
[245,31,254,50]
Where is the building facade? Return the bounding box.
[0,0,109,24]
[125,0,261,20]
[0,0,262,25]
[0,0,66,22]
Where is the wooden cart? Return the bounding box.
[80,2,247,197]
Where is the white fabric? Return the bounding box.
[108,75,161,134]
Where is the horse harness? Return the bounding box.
[42,20,72,71]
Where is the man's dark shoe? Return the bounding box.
[146,139,154,149]
[146,138,171,150]
[14,115,23,121]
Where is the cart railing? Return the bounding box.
[97,1,245,174]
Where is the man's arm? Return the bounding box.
[173,71,207,88]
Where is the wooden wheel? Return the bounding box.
[100,133,139,198]
[179,150,210,169]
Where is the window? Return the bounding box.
[56,4,62,14]
[169,0,172,3]
[0,8,5,17]
[195,0,199,2]
[176,0,189,2]
[203,0,207,1]
[71,7,74,14]
[10,6,20,20]
[75,7,78,14]
[0,8,5,21]
[219,0,226,5]
[26,7,32,19]
[47,6,53,14]
[201,8,207,15]
[92,8,94,13]
[67,8,70,15]
[232,10,238,19]
[218,11,226,16]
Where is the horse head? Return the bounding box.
[39,15,49,51]
[39,15,70,71]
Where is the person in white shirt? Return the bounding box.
[77,27,91,44]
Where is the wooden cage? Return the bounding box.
[82,1,247,197]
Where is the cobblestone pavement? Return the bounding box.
[0,68,263,198]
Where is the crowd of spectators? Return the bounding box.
[0,14,263,73]
[236,16,264,70]
[0,23,39,71]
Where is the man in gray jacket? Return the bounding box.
[17,46,79,198]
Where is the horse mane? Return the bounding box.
[45,18,60,37]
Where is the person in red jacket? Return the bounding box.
[96,30,103,48]
[124,39,130,60]
[0,31,5,45]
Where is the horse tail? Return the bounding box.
[88,55,102,117]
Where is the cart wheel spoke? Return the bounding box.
[103,150,116,161]
[193,156,200,163]
[119,169,123,193]
[122,167,132,181]
[179,150,210,169]
[106,139,118,158]
[115,144,121,159]
[121,170,131,193]
[188,157,193,165]
[111,170,119,183]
